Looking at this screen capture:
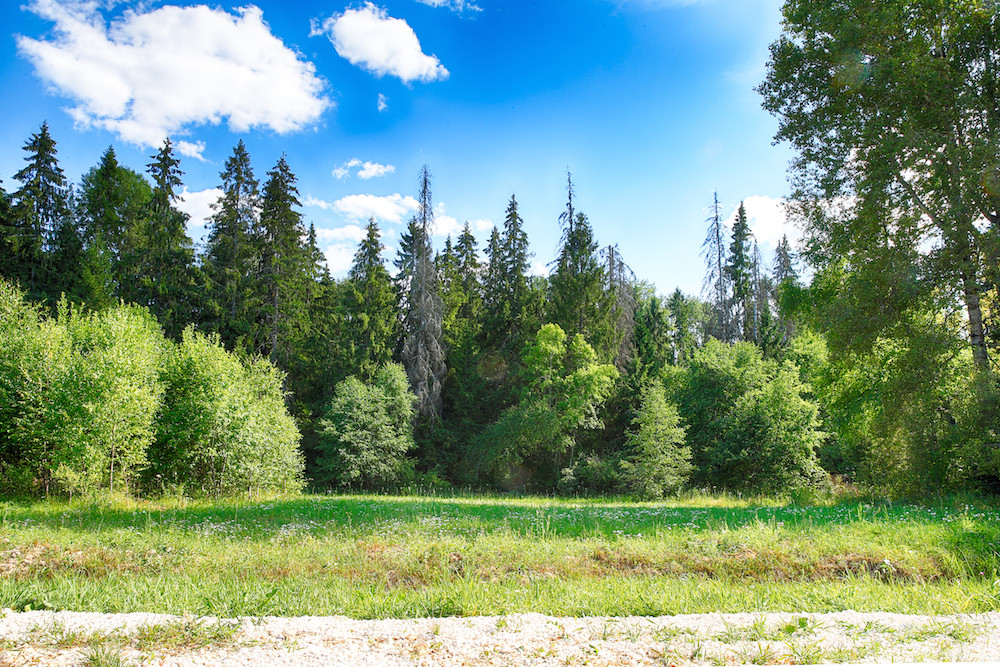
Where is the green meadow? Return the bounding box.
[2,492,1000,618]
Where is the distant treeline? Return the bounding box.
[1,101,999,496]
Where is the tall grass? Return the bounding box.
[2,492,999,617]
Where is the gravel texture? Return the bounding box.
[2,609,998,666]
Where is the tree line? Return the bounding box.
[3,0,999,498]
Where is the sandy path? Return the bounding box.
[2,609,998,666]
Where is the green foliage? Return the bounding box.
[203,140,260,351]
[150,328,303,496]
[316,363,416,489]
[56,304,166,495]
[0,281,165,496]
[620,383,692,499]
[346,218,398,381]
[477,324,618,488]
[672,338,825,493]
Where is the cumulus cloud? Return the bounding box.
[312,3,448,83]
[416,0,483,14]
[723,195,799,248]
[176,186,222,236]
[323,243,356,274]
[333,158,396,180]
[306,193,419,225]
[18,0,330,148]
[315,224,368,242]
[471,218,493,232]
[176,140,207,162]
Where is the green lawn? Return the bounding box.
[2,492,999,618]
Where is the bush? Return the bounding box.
[58,303,166,494]
[672,339,825,493]
[0,282,165,496]
[149,328,303,496]
[316,363,416,490]
[475,324,618,490]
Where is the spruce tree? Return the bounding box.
[131,138,198,339]
[78,146,153,306]
[771,234,798,343]
[548,177,613,359]
[347,218,398,381]
[726,202,754,342]
[204,140,260,350]
[0,180,14,283]
[603,244,637,370]
[701,191,731,342]
[12,122,69,299]
[399,165,446,420]
[256,155,309,365]
[48,188,89,305]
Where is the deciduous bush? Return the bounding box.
[476,324,618,489]
[149,328,303,496]
[315,362,416,489]
[0,281,165,496]
[671,338,825,493]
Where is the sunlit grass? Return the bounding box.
[2,491,1000,617]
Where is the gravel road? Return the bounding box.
[2,609,998,666]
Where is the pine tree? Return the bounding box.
[399,165,447,420]
[12,122,69,299]
[256,155,309,366]
[78,146,153,306]
[701,191,731,342]
[48,187,89,304]
[602,244,637,370]
[347,218,398,381]
[726,202,754,342]
[548,176,613,358]
[771,234,798,343]
[204,140,260,349]
[130,138,198,339]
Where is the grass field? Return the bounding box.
[2,492,1000,618]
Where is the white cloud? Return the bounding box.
[530,260,550,277]
[358,161,394,179]
[176,186,222,234]
[312,3,448,83]
[377,93,388,112]
[176,140,207,162]
[723,195,799,248]
[307,193,419,224]
[315,224,367,242]
[416,0,483,14]
[304,195,336,210]
[323,243,356,274]
[471,218,493,232]
[18,0,330,148]
[333,158,395,180]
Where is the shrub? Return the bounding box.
[672,338,825,493]
[149,328,303,496]
[316,362,416,489]
[475,324,618,489]
[0,282,165,496]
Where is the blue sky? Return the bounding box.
[0,0,797,296]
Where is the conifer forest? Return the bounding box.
[2,0,1000,501]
